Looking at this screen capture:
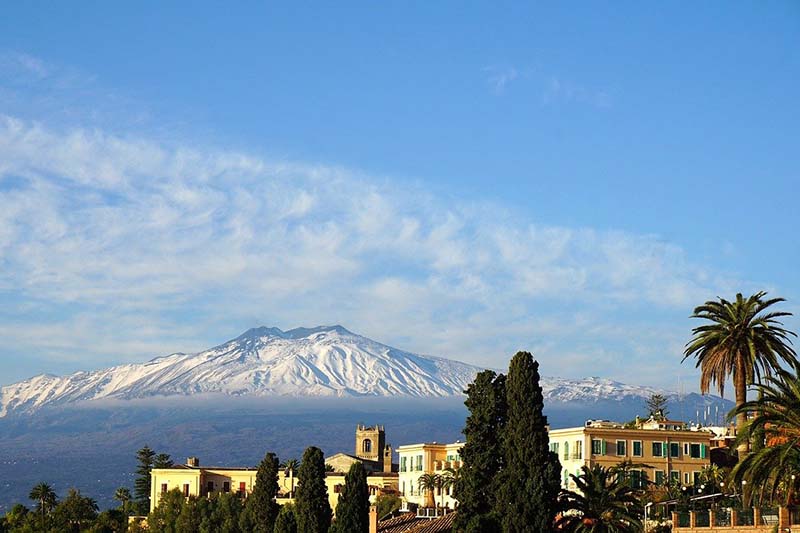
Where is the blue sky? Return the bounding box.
[0,2,798,390]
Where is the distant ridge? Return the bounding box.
[0,325,732,420]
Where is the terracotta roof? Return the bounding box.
[377,512,456,533]
[377,513,419,533]
[407,512,456,533]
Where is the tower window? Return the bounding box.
[363,439,372,453]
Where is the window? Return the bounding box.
[401,457,407,472]
[670,442,681,458]
[223,482,230,493]
[689,444,701,459]
[410,482,414,496]
[630,470,645,490]
[239,482,246,494]
[402,481,406,495]
[671,471,680,484]
[207,481,214,493]
[591,439,603,455]
[562,470,569,488]
[655,471,665,485]
[652,442,664,457]
[410,456,414,471]
[632,441,642,457]
[574,441,583,459]
[563,442,569,461]
[334,484,342,494]
[684,472,690,485]
[550,442,560,455]
[416,455,423,471]
[363,439,372,454]
[183,484,190,497]
[684,443,690,455]
[616,440,626,456]
[161,483,168,494]
[693,472,702,486]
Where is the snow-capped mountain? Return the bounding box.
[0,325,729,419]
[0,326,481,417]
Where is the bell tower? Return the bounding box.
[355,424,385,462]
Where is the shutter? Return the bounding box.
[601,440,607,455]
[700,444,707,459]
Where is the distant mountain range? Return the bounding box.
[0,325,731,420]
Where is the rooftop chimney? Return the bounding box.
[187,457,200,467]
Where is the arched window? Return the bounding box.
[362,439,372,454]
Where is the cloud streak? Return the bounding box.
[0,114,743,386]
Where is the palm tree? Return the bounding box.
[557,465,643,533]
[114,487,132,515]
[683,292,796,454]
[729,356,800,505]
[29,482,57,527]
[417,473,441,509]
[282,458,300,497]
[441,467,459,501]
[698,465,726,493]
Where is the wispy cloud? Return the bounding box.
[542,75,612,108]
[484,66,520,94]
[482,63,612,108]
[0,114,743,386]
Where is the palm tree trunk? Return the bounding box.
[735,359,749,456]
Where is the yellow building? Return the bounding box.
[150,425,400,514]
[396,441,462,509]
[548,418,712,491]
[150,457,257,512]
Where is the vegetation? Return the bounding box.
[281,459,300,497]
[273,505,297,533]
[239,452,280,533]
[454,369,506,532]
[645,393,669,421]
[557,464,643,533]
[683,291,796,454]
[295,446,332,533]
[730,355,800,505]
[330,462,369,533]
[495,351,562,533]
[373,493,401,519]
[114,487,132,516]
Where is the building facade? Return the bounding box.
[396,442,462,509]
[548,419,713,491]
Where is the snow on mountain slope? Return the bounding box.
[0,325,727,419]
[0,326,480,417]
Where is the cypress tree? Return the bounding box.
[295,446,332,533]
[453,370,506,533]
[240,452,280,533]
[495,351,561,533]
[274,504,298,533]
[134,445,156,514]
[331,461,369,533]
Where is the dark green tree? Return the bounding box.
[454,370,506,532]
[239,452,280,533]
[645,393,669,421]
[495,352,561,533]
[147,487,184,533]
[374,494,401,520]
[51,488,99,533]
[331,462,369,533]
[274,504,298,533]
[134,445,157,514]
[556,465,643,533]
[295,446,332,533]
[154,453,174,469]
[205,492,242,533]
[91,508,128,533]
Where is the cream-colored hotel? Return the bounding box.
[150,417,719,514]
